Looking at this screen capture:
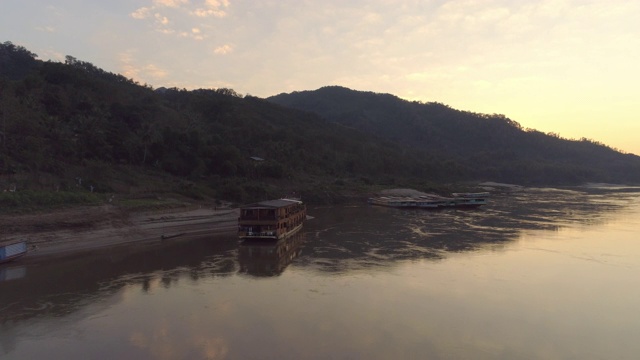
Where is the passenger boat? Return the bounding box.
[0,241,28,264]
[238,198,306,240]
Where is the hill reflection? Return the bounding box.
[0,236,238,326]
[1,186,637,337]
[300,187,638,272]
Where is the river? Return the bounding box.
[1,185,639,359]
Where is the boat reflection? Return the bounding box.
[1,186,636,328]
[238,231,305,277]
[0,266,26,282]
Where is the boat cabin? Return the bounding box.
[238,199,306,240]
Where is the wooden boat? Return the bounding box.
[369,195,453,208]
[451,192,490,207]
[368,196,418,208]
[238,198,306,240]
[369,192,489,209]
[0,241,28,264]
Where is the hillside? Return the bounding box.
[0,42,461,208]
[2,41,639,211]
[268,86,640,184]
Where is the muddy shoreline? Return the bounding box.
[1,205,240,260]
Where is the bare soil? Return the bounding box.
[0,204,240,258]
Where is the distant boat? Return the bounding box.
[238,198,307,240]
[0,241,28,264]
[451,192,490,207]
[369,192,489,209]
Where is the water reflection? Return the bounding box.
[0,266,25,282]
[0,189,638,355]
[238,231,305,277]
[302,186,639,273]
[2,187,637,319]
[0,236,238,326]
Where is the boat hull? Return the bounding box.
[239,222,304,241]
[0,241,28,264]
[369,192,489,209]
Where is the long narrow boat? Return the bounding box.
[369,192,489,209]
[238,198,306,240]
[0,241,28,264]
[451,192,490,207]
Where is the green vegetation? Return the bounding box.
[0,190,101,213]
[1,41,639,211]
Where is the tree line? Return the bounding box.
[2,42,640,205]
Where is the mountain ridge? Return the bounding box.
[1,41,639,209]
[268,85,640,184]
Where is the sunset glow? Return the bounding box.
[2,0,638,154]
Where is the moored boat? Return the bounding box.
[0,241,28,264]
[451,192,490,207]
[369,191,489,209]
[238,198,306,240]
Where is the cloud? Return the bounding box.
[192,0,230,18]
[153,0,190,8]
[155,13,170,25]
[214,44,233,55]
[178,29,205,40]
[35,26,56,33]
[40,49,65,62]
[158,28,176,34]
[132,0,229,17]
[130,0,230,39]
[192,8,227,17]
[118,51,168,82]
[144,64,169,79]
[131,7,151,19]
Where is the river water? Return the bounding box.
[1,185,639,359]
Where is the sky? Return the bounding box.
[2,0,639,155]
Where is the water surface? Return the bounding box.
[1,186,639,359]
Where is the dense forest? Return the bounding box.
[1,41,639,208]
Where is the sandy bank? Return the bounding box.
[1,205,240,259]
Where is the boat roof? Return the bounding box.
[241,198,302,209]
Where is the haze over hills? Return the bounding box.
[1,41,640,207]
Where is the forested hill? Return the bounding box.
[1,42,639,207]
[268,86,640,184]
[0,41,473,204]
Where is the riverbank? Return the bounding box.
[0,204,240,260]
